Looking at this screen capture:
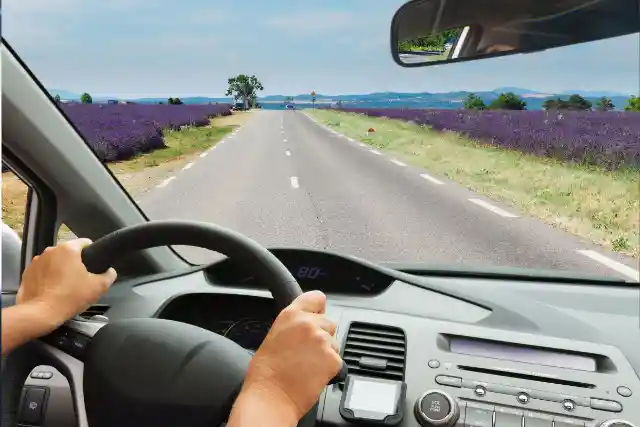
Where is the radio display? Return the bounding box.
[450,338,597,372]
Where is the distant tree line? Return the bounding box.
[463,92,527,110]
[464,92,640,112]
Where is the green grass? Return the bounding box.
[109,123,234,173]
[308,109,640,258]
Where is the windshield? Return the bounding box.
[3,1,639,282]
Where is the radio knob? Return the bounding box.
[414,390,460,427]
[599,421,636,427]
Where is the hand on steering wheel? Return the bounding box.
[3,220,347,427]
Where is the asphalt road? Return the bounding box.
[139,110,639,281]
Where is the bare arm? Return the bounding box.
[227,386,298,427]
[1,301,66,356]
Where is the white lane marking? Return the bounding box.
[200,152,208,158]
[347,137,355,142]
[468,198,518,218]
[182,162,194,171]
[390,159,406,167]
[157,176,176,188]
[420,173,445,185]
[290,176,299,189]
[370,149,382,155]
[283,138,288,143]
[285,150,291,156]
[577,250,640,281]
[359,143,366,147]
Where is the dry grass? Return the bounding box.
[2,112,254,241]
[309,110,640,258]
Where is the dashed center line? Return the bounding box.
[290,176,299,189]
[369,149,382,155]
[577,250,639,281]
[200,152,208,158]
[420,173,444,185]
[390,159,406,167]
[468,198,518,218]
[284,138,288,143]
[285,150,291,156]
[182,162,194,171]
[157,176,175,188]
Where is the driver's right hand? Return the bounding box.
[240,290,342,420]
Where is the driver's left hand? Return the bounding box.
[17,238,117,322]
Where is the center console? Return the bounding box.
[318,316,639,427]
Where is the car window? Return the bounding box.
[3,1,638,282]
[2,166,29,291]
[2,167,29,239]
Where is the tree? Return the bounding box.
[566,94,592,111]
[489,92,526,110]
[624,95,640,112]
[311,91,317,109]
[53,94,61,103]
[542,99,560,110]
[225,74,264,110]
[463,93,486,110]
[595,97,615,112]
[80,92,93,104]
[168,97,175,104]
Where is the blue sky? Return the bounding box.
[4,0,639,98]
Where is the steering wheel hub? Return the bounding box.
[84,318,252,427]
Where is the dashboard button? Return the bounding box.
[473,386,486,397]
[428,359,441,369]
[464,402,493,427]
[598,420,637,427]
[524,411,553,427]
[494,406,522,427]
[591,398,623,413]
[420,393,450,421]
[516,392,530,404]
[616,387,632,398]
[562,399,576,411]
[435,375,462,388]
[19,387,47,425]
[415,390,460,426]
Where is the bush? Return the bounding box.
[61,103,232,162]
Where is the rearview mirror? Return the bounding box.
[391,0,640,67]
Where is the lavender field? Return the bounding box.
[332,108,640,170]
[60,103,232,162]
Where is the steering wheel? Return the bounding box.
[2,220,347,427]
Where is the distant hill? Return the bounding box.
[46,87,635,110]
[560,90,630,97]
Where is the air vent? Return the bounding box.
[342,322,406,381]
[78,304,110,320]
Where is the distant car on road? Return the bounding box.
[285,103,295,110]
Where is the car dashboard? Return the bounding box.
[34,249,640,427]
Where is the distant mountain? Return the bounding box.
[560,90,630,97]
[46,87,634,110]
[492,87,534,96]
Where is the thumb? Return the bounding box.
[289,291,326,314]
[97,267,118,287]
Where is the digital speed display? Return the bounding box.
[208,249,394,296]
